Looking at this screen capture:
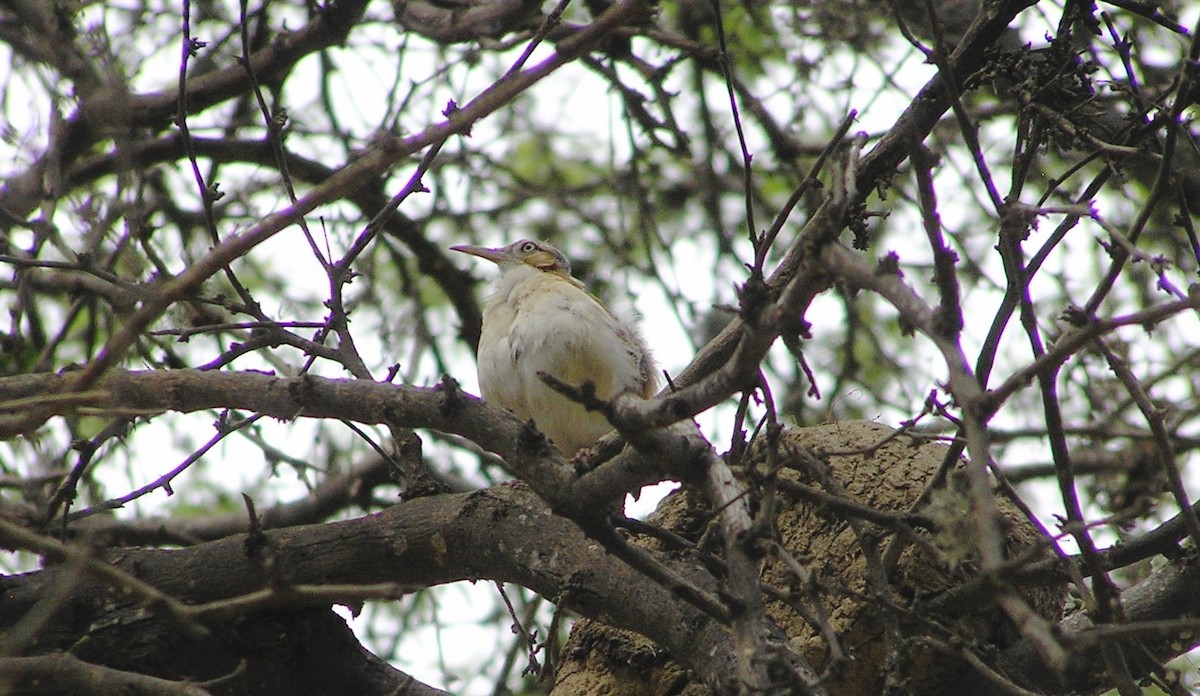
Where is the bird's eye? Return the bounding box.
[520,241,538,253]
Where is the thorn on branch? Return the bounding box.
[848,199,872,250]
[69,438,97,458]
[924,390,960,426]
[736,273,774,324]
[185,37,207,57]
[242,492,268,559]
[214,409,235,434]
[517,419,552,455]
[436,374,464,417]
[875,251,901,277]
[1059,304,1091,327]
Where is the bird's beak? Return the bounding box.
[450,244,506,264]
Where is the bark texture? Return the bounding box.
[552,421,1066,695]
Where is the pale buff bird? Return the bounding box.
[452,239,657,456]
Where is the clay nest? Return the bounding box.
[551,421,1066,696]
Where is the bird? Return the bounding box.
[451,239,657,456]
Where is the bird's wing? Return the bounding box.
[510,277,643,400]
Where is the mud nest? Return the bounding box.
[551,421,1065,696]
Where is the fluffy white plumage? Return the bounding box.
[452,240,656,456]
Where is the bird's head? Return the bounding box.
[451,239,573,278]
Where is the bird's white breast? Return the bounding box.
[477,266,649,455]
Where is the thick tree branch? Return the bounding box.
[0,484,744,693]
